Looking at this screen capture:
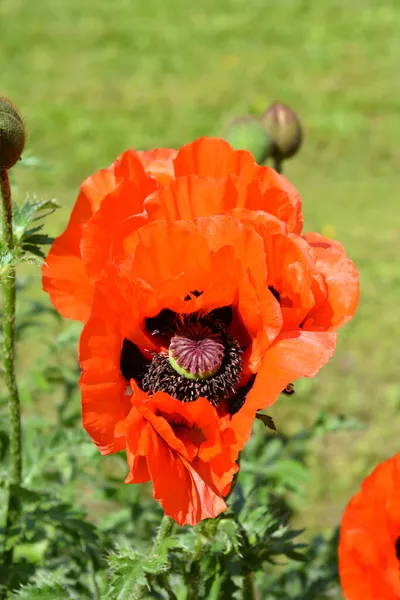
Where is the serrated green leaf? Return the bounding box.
[106,554,148,600]
[10,566,72,599]
[11,584,70,600]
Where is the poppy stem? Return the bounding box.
[0,168,22,580]
[152,514,175,552]
[242,572,256,599]
[187,519,219,600]
[134,515,175,598]
[273,157,283,174]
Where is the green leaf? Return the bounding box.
[21,244,46,259]
[106,549,148,600]
[23,233,54,246]
[10,567,72,599]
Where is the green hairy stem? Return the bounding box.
[1,168,22,588]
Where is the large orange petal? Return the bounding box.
[72,168,117,222]
[42,244,94,322]
[42,149,153,322]
[79,283,140,454]
[115,386,238,523]
[137,148,177,184]
[121,423,152,483]
[42,168,116,321]
[302,233,360,331]
[145,429,227,526]
[173,137,303,232]
[339,454,400,600]
[123,220,239,316]
[257,168,303,234]
[230,206,287,236]
[236,178,302,234]
[113,149,156,195]
[144,175,238,221]
[126,455,151,484]
[129,220,210,284]
[142,391,223,462]
[232,330,337,447]
[173,137,259,181]
[80,180,148,280]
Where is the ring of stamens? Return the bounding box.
[141,314,243,406]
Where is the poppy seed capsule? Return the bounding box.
[225,116,271,164]
[260,102,303,161]
[169,331,225,380]
[0,98,26,169]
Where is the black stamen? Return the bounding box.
[142,316,242,406]
[268,285,281,303]
[209,306,233,327]
[145,309,176,336]
[184,290,203,301]
[395,536,400,560]
[120,339,149,384]
[228,375,256,416]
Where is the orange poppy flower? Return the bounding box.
[339,454,400,599]
[44,137,359,524]
[42,138,304,322]
[79,211,339,524]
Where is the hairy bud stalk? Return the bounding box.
[0,97,24,586]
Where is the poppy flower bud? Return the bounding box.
[225,116,271,164]
[0,97,26,170]
[260,103,303,161]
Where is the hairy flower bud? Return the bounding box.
[225,116,271,164]
[0,97,26,169]
[260,103,303,161]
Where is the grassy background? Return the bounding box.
[2,0,400,548]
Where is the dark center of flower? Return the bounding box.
[395,536,400,561]
[169,324,225,380]
[120,299,253,411]
[138,312,243,407]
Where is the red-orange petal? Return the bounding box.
[145,430,227,526]
[173,137,259,181]
[42,168,116,321]
[80,179,150,280]
[113,149,155,194]
[79,283,136,454]
[233,330,337,447]
[302,232,360,331]
[144,175,238,222]
[173,137,303,232]
[257,169,303,234]
[137,148,177,184]
[339,454,400,600]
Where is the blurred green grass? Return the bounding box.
[2,0,400,539]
